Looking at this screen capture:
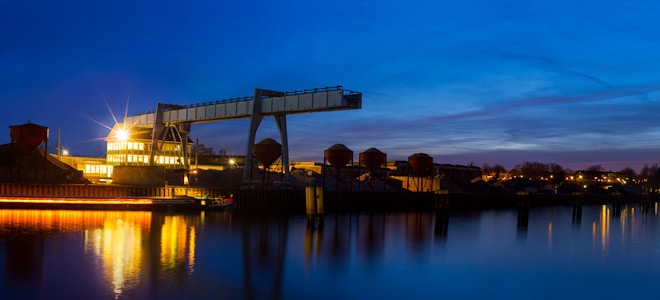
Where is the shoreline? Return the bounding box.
[0,181,656,212]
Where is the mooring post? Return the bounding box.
[305,186,317,215]
[315,186,324,215]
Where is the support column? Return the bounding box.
[178,122,191,169]
[244,88,284,184]
[150,103,165,166]
[243,111,263,183]
[149,103,186,166]
[275,114,290,186]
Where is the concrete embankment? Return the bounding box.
[230,190,660,213]
[0,182,656,212]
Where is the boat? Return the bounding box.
[0,194,197,210]
[194,194,234,210]
[0,193,235,211]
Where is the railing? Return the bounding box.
[130,86,360,115]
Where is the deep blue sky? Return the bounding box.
[2,0,660,172]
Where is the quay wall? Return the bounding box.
[229,190,660,213]
[226,190,660,213]
[0,182,227,199]
[0,182,656,212]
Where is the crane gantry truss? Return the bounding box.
[121,86,362,185]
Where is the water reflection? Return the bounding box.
[0,210,233,299]
[434,209,449,241]
[572,205,582,226]
[358,214,385,263]
[241,215,288,300]
[517,207,529,241]
[84,212,150,297]
[159,215,196,274]
[1,203,660,299]
[594,205,611,254]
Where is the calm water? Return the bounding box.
[1,203,660,299]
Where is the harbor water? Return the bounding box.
[1,203,659,299]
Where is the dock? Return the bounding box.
[0,182,657,213]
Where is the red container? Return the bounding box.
[324,144,353,169]
[408,153,433,175]
[253,138,282,169]
[359,147,386,172]
[10,122,49,152]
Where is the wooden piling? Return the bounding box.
[305,186,317,215]
[315,187,324,215]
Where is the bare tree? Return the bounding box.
[586,165,605,172]
[617,167,637,180]
[517,161,548,180]
[547,163,566,184]
[482,164,507,181]
[193,143,215,156]
[640,164,660,192]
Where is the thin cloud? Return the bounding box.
[487,50,612,88]
[420,82,660,124]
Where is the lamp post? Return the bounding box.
[184,173,189,196]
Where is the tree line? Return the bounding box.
[482,161,660,188]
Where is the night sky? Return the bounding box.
[2,0,660,172]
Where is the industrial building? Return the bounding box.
[105,123,192,168]
[0,122,88,184]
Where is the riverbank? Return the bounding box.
[229,190,659,213]
[0,182,656,212]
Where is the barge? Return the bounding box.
[0,194,232,211]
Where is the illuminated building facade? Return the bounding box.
[106,123,191,169]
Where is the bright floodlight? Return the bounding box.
[116,128,129,141]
